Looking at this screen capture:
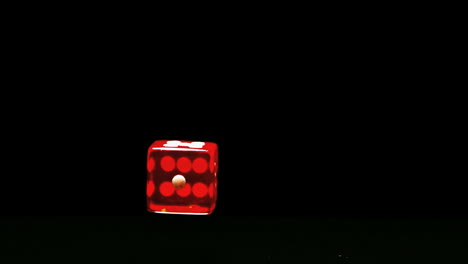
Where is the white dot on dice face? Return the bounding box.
[172,175,186,190]
[190,142,205,148]
[164,140,181,147]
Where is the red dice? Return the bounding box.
[147,140,218,215]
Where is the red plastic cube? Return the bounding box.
[147,140,218,215]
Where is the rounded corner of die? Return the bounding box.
[151,139,166,146]
[148,140,168,152]
[206,141,218,147]
[204,141,219,151]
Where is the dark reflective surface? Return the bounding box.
[1,216,467,263]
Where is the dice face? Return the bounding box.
[147,140,218,215]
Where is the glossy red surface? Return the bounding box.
[147,140,218,215]
[176,157,192,173]
[160,156,175,172]
[192,182,208,198]
[192,157,208,173]
[176,183,191,197]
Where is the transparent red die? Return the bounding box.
[147,140,218,215]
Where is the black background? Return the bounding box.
[1,12,466,262]
[4,100,457,218]
[1,100,466,263]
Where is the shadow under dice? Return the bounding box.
[147,140,218,215]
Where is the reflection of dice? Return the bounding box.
[147,140,218,215]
